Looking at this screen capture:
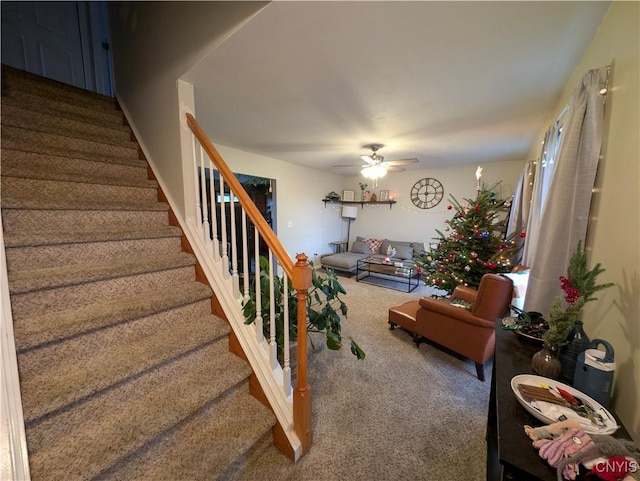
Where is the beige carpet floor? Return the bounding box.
[226,273,491,481]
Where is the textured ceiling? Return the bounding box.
[184,1,610,176]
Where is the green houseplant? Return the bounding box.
[532,241,614,379]
[242,256,365,360]
[542,240,614,351]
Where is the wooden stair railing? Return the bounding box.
[185,113,313,458]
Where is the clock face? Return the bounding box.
[411,178,444,209]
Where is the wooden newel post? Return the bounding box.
[292,253,312,456]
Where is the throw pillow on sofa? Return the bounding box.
[392,245,414,260]
[361,238,384,254]
[379,240,416,260]
[351,241,370,254]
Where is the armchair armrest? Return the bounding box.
[451,285,478,305]
[418,297,494,329]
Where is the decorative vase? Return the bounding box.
[558,321,590,383]
[531,347,563,379]
[360,190,366,201]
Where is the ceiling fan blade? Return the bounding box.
[385,165,406,172]
[383,158,418,166]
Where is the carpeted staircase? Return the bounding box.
[1,66,276,480]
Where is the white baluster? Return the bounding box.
[219,177,229,276]
[230,187,239,297]
[208,159,219,259]
[254,230,263,344]
[269,251,278,369]
[282,271,292,397]
[191,135,201,230]
[199,145,210,245]
[242,210,250,303]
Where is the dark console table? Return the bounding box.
[487,320,631,480]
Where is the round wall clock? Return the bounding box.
[410,177,444,209]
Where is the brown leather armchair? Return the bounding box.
[388,274,513,381]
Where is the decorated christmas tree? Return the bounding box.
[415,181,524,294]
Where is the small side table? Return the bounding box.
[329,241,349,254]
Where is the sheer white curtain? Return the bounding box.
[523,66,609,314]
[521,121,563,267]
[507,159,536,265]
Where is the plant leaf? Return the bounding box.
[350,339,366,360]
[326,330,342,350]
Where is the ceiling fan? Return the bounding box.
[333,144,418,179]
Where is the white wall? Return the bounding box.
[214,140,525,263]
[214,142,525,266]
[107,1,268,218]
[526,1,639,441]
[341,160,525,247]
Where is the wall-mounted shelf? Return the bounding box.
[322,199,396,210]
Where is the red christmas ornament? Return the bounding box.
[473,205,480,212]
[519,232,527,238]
[447,205,453,210]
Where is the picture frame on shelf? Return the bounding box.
[342,190,355,201]
[379,190,389,201]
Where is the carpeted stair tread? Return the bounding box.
[1,208,170,232]
[25,342,256,481]
[5,233,183,272]
[3,176,157,200]
[1,89,125,127]
[3,66,118,111]
[2,177,162,211]
[1,93,128,131]
[3,225,181,248]
[2,104,133,145]
[7,252,196,294]
[18,304,230,423]
[13,282,214,351]
[10,264,199,322]
[2,125,139,162]
[2,149,152,187]
[1,194,167,212]
[107,382,276,481]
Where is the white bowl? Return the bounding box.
[511,374,619,435]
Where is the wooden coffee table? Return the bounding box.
[356,255,419,292]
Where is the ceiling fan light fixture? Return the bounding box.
[362,164,387,179]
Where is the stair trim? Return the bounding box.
[0,212,32,481]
